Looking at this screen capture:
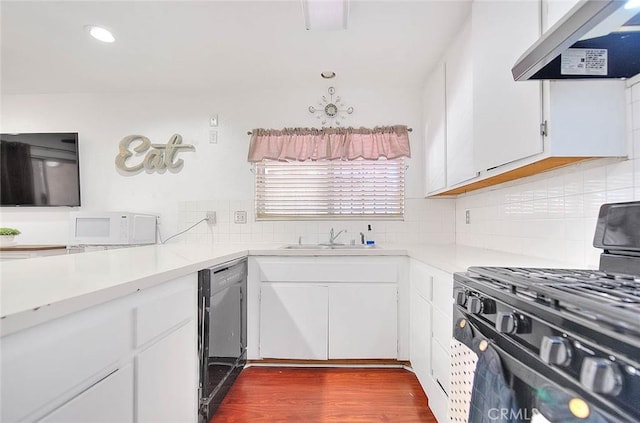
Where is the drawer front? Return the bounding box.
[431,341,451,396]
[135,274,196,348]
[432,306,453,352]
[431,271,453,315]
[257,257,399,283]
[410,261,433,301]
[1,308,132,423]
[38,364,134,423]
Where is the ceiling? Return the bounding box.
[1,1,471,94]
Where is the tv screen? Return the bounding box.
[1,132,81,206]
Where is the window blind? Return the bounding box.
[255,158,405,220]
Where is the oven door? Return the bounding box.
[453,307,633,423]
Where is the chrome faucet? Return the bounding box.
[329,228,347,244]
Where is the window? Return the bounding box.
[255,158,405,220]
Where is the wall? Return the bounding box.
[0,82,455,245]
[455,81,640,268]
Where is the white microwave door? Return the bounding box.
[76,218,111,238]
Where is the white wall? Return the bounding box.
[455,81,640,268]
[1,82,456,245]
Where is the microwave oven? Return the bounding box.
[69,212,158,245]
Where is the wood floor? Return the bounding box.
[211,367,437,422]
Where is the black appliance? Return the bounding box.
[454,201,640,422]
[0,132,80,206]
[198,258,247,423]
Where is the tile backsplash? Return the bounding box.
[175,198,455,246]
[456,81,640,268]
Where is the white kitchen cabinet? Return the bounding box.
[409,259,453,423]
[1,274,197,423]
[543,0,580,31]
[329,285,398,359]
[249,256,407,361]
[137,320,197,423]
[445,15,477,187]
[423,62,447,195]
[38,365,134,423]
[259,284,328,360]
[472,0,543,172]
[424,0,627,197]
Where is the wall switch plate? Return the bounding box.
[209,130,218,144]
[234,211,247,224]
[209,114,218,127]
[465,210,471,224]
[206,211,216,225]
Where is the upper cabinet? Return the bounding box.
[423,16,477,196]
[423,63,447,195]
[472,0,543,172]
[444,18,477,187]
[422,0,627,197]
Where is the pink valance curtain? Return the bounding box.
[247,125,411,162]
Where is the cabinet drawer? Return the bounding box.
[432,306,453,352]
[432,272,453,315]
[38,364,134,423]
[410,262,433,301]
[1,308,131,423]
[135,274,196,347]
[257,258,399,283]
[431,341,451,396]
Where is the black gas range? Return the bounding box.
[454,201,640,423]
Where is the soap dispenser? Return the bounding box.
[366,224,375,246]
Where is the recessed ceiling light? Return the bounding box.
[85,25,115,43]
[321,71,336,79]
[625,0,640,9]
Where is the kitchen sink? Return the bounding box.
[282,243,376,250]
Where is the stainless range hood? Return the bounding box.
[513,0,640,80]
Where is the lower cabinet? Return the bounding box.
[328,284,397,359]
[260,284,328,359]
[409,259,453,423]
[39,365,134,423]
[1,274,198,423]
[250,256,407,361]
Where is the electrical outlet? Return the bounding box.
[206,211,216,225]
[465,210,471,224]
[234,210,247,224]
[209,130,218,144]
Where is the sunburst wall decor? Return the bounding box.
[308,87,354,126]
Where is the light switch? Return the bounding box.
[209,114,218,127]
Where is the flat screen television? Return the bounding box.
[1,132,81,206]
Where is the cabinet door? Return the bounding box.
[39,365,134,423]
[543,0,580,31]
[473,0,543,172]
[445,17,477,186]
[137,321,197,423]
[328,285,398,359]
[409,289,432,390]
[259,284,328,360]
[424,62,447,194]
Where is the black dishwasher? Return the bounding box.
[198,258,247,423]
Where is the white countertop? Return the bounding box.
[0,242,585,336]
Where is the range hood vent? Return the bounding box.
[513,0,640,80]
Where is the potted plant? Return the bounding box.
[0,227,21,246]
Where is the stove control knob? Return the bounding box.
[454,289,467,307]
[580,358,623,396]
[540,336,572,367]
[467,297,483,314]
[496,312,518,334]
